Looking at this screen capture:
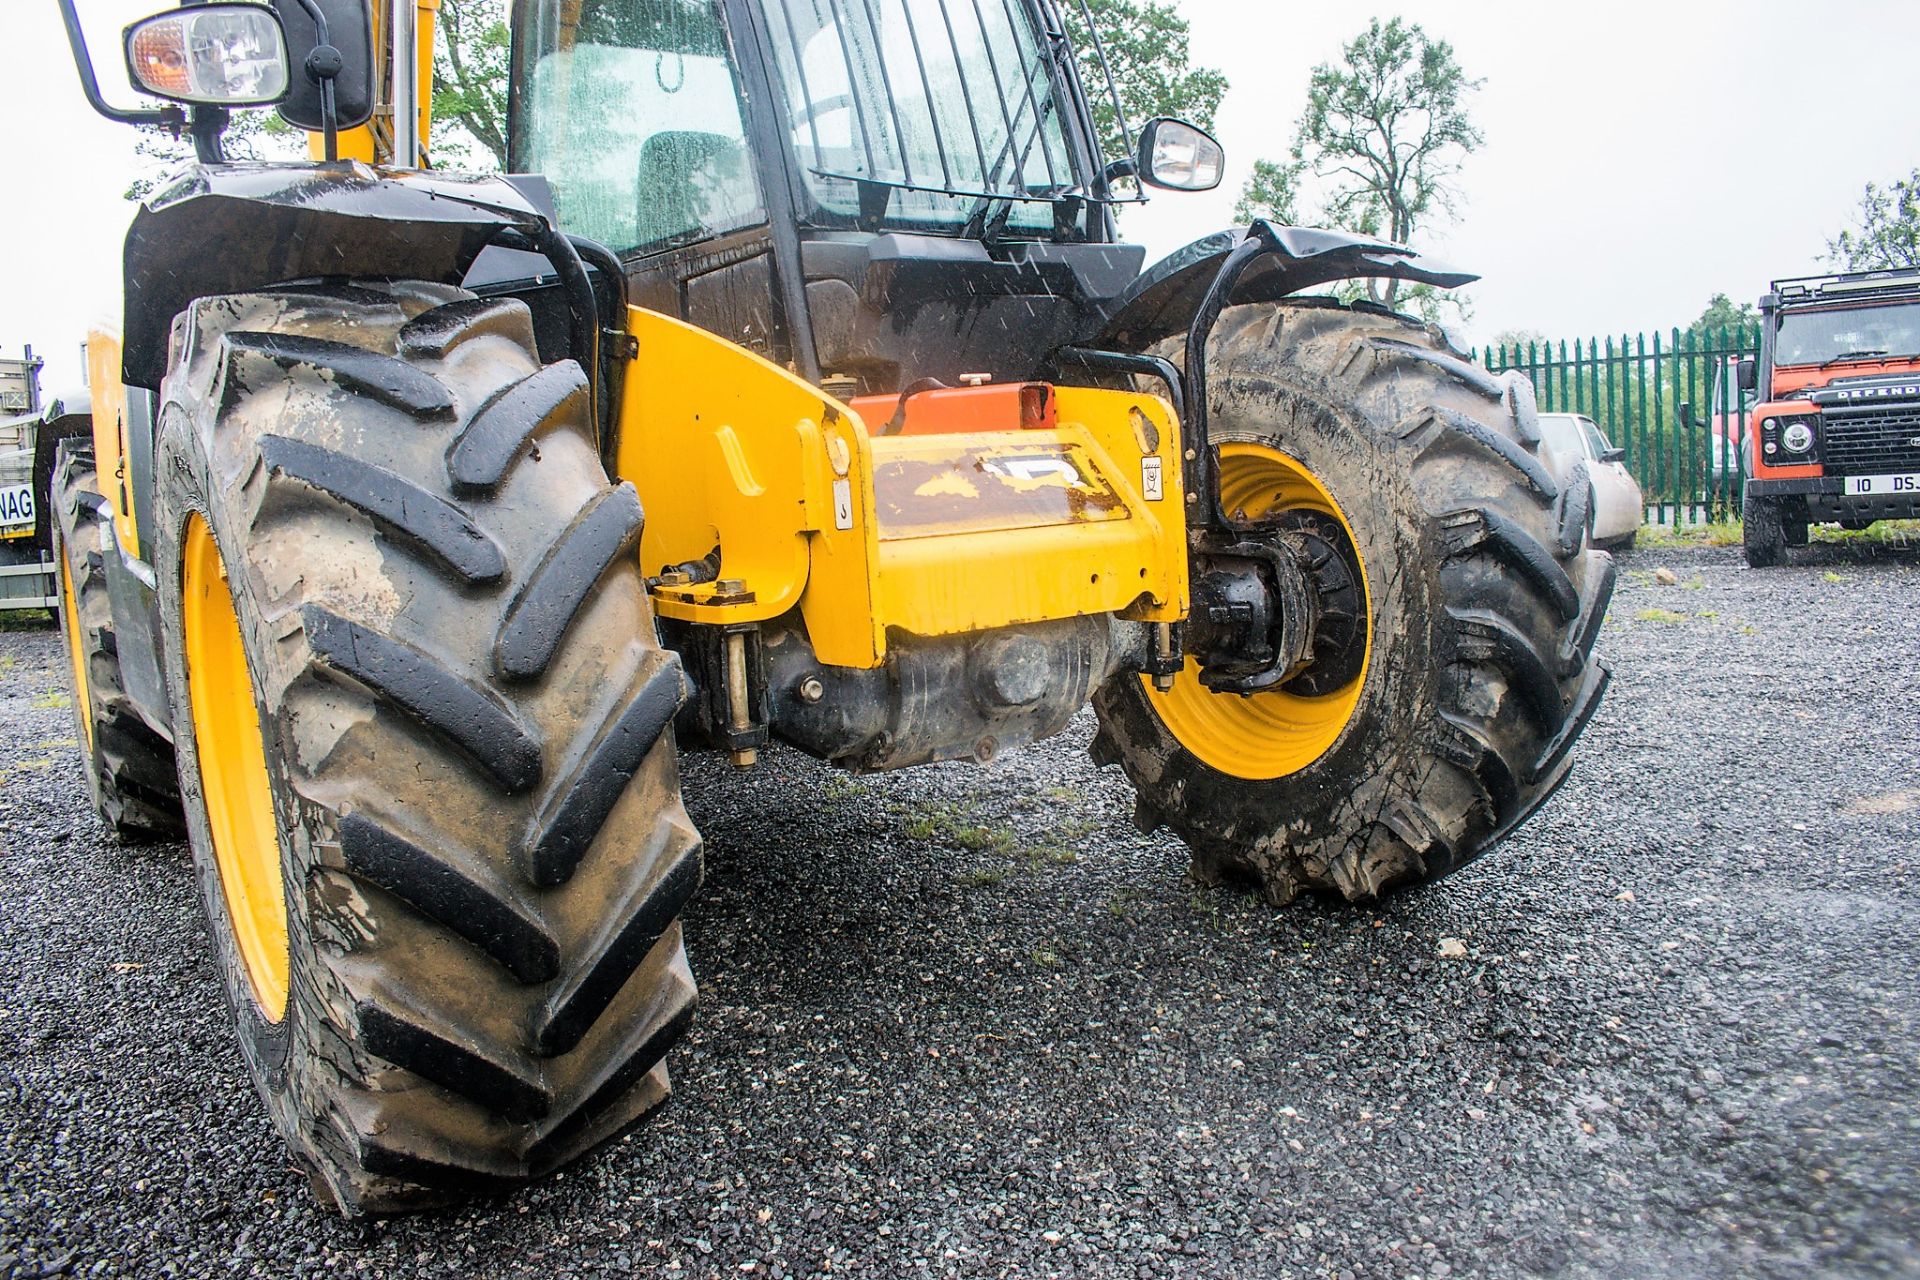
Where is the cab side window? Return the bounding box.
[516,0,765,255]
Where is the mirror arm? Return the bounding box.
[57,0,184,129]
[287,0,342,162]
[190,106,230,164]
[1092,155,1134,201]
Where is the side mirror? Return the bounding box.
[272,0,375,132]
[1135,118,1225,192]
[1677,400,1693,429]
[1600,447,1626,464]
[123,3,289,106]
[1736,357,1757,391]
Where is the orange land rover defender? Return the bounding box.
[1742,269,1920,566]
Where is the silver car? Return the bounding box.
[1539,412,1645,549]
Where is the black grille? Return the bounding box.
[1822,406,1920,475]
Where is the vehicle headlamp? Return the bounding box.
[1782,421,1815,453]
[124,4,288,106]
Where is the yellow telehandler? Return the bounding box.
[47,0,1614,1212]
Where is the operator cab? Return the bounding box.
[506,0,1216,391]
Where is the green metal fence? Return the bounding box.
[1478,327,1761,525]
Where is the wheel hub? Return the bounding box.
[182,514,289,1023]
[1186,507,1366,697]
[1144,442,1373,781]
[1272,509,1366,698]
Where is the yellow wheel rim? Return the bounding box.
[1147,442,1372,780]
[58,541,95,755]
[182,514,289,1022]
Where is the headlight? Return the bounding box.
[123,4,289,106]
[1782,421,1815,453]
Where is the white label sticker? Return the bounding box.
[1843,472,1920,495]
[832,478,854,530]
[0,483,33,529]
[1141,456,1164,501]
[982,455,1085,485]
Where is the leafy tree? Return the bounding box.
[1827,169,1920,271]
[1234,158,1302,224]
[1062,0,1228,169]
[433,0,511,171]
[1486,327,1545,356]
[1685,292,1758,338]
[1243,17,1482,309]
[125,110,297,202]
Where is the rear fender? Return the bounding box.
[120,163,546,389]
[1090,221,1479,352]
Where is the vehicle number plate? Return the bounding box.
[0,483,33,535]
[1841,473,1920,496]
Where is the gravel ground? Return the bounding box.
[2,539,1917,1280]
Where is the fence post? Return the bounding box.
[1602,334,1616,460]
[1588,335,1600,432]
[1651,333,1666,529]
[1681,328,1701,519]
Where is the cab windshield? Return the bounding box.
[759,0,1087,237]
[1773,300,1920,367]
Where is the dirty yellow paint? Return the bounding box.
[612,307,1188,669]
[913,472,979,501]
[84,327,138,560]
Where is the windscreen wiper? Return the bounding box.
[1821,349,1890,367]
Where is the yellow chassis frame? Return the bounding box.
[614,308,1189,669]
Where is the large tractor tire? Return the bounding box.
[1094,301,1616,904]
[51,442,185,841]
[151,282,700,1213]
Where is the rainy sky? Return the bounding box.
[5,0,1917,392]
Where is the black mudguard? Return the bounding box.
[1089,221,1479,353]
[120,163,547,389]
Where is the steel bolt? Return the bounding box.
[798,675,825,703]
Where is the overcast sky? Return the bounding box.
[4,0,1917,394]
